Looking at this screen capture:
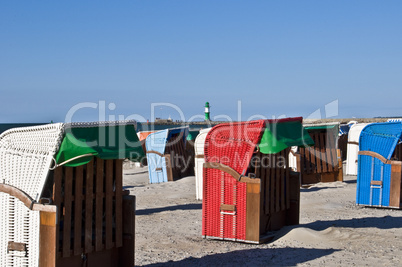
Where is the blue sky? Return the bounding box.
[1,1,401,123]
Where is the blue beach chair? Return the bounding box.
[145,127,189,183]
[357,122,402,208]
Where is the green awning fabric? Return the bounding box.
[258,120,314,154]
[55,124,145,167]
[304,124,338,131]
[187,130,200,141]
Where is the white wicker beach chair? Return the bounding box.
[0,123,64,267]
[1,121,138,267]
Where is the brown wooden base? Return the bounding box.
[301,170,343,185]
[54,196,135,267]
[56,249,119,267]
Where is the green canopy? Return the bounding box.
[258,120,314,154]
[187,130,200,141]
[55,124,145,167]
[304,124,339,131]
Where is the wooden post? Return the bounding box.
[336,149,344,182]
[164,154,174,182]
[286,171,300,226]
[245,182,261,243]
[389,163,402,208]
[119,195,136,267]
[39,209,57,267]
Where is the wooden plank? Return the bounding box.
[254,153,261,179]
[164,154,173,182]
[63,167,73,258]
[264,155,270,215]
[220,204,236,211]
[332,133,339,171]
[310,142,317,174]
[204,162,243,182]
[257,154,265,215]
[326,132,334,172]
[320,132,328,173]
[164,142,174,178]
[370,180,383,186]
[105,160,114,250]
[280,150,285,211]
[177,140,186,177]
[8,241,27,252]
[298,147,304,173]
[53,167,63,256]
[245,183,261,243]
[275,154,281,212]
[336,149,343,181]
[115,159,123,248]
[305,144,311,174]
[270,158,275,213]
[39,211,57,267]
[285,149,290,209]
[119,196,136,267]
[314,133,322,174]
[73,165,84,256]
[174,141,181,177]
[0,184,34,210]
[166,139,179,179]
[255,153,263,214]
[95,158,104,251]
[333,133,339,171]
[286,172,300,225]
[308,133,316,175]
[85,160,94,253]
[389,164,402,208]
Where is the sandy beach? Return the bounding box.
[123,162,402,266]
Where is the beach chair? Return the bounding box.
[202,118,313,244]
[194,128,212,200]
[296,123,343,185]
[356,122,402,208]
[345,123,370,175]
[145,127,189,183]
[0,121,143,266]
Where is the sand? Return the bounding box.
[123,162,402,266]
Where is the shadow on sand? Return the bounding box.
[136,203,202,215]
[301,214,402,230]
[300,186,336,193]
[144,247,340,266]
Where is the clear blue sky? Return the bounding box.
[1,1,401,123]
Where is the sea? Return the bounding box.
[0,122,216,135]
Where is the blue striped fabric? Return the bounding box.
[357,122,402,207]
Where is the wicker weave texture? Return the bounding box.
[0,123,63,267]
[202,120,264,241]
[0,123,64,200]
[194,128,211,200]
